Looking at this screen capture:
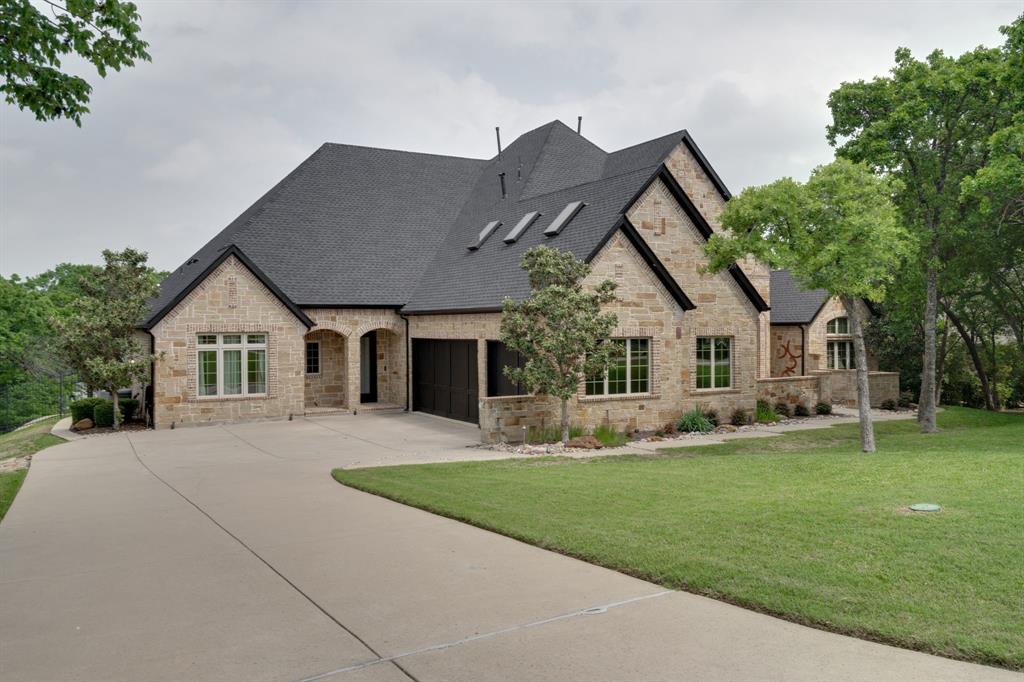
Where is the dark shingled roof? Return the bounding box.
[769,269,829,324]
[144,120,746,326]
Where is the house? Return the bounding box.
[764,269,898,409]
[138,120,895,436]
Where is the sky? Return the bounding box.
[1,0,1019,277]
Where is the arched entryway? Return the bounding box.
[356,327,405,408]
[304,329,347,410]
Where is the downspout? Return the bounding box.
[400,313,411,411]
[800,325,806,376]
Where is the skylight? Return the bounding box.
[467,221,501,250]
[503,211,541,244]
[543,201,585,237]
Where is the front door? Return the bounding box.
[360,331,378,403]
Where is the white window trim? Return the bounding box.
[586,338,651,397]
[826,316,850,335]
[305,341,321,375]
[197,333,268,399]
[696,336,732,390]
[827,340,855,370]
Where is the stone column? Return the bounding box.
[347,332,362,411]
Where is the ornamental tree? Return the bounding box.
[704,159,910,453]
[1,0,150,126]
[500,245,618,444]
[53,248,161,429]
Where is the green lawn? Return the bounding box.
[0,416,65,522]
[0,416,63,461]
[334,408,1024,669]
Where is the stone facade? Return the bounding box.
[303,308,407,411]
[303,329,347,409]
[803,297,878,373]
[770,325,805,377]
[150,256,307,428]
[148,268,410,429]
[756,376,820,413]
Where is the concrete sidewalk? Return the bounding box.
[2,411,1017,681]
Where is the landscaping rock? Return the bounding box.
[72,418,93,431]
[715,424,738,433]
[566,435,602,449]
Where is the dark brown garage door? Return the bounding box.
[412,339,479,423]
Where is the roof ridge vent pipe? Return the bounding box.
[577,116,582,134]
[499,172,507,199]
[495,126,502,158]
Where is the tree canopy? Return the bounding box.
[53,248,160,429]
[705,159,910,452]
[500,245,618,444]
[1,0,150,125]
[826,15,1022,429]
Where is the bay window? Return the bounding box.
[197,333,267,397]
[586,338,650,396]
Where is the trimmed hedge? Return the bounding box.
[93,400,114,428]
[70,397,105,423]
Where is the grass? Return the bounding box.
[334,407,1024,669]
[0,416,63,461]
[0,470,28,522]
[591,423,628,447]
[0,416,65,522]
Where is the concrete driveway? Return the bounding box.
[1,413,1017,682]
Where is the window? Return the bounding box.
[196,333,267,397]
[696,337,731,389]
[827,341,856,369]
[305,341,320,375]
[585,338,650,396]
[826,317,849,335]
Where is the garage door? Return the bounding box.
[412,339,479,423]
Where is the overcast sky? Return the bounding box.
[1,1,1019,277]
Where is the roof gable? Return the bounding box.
[143,245,313,329]
[768,269,829,324]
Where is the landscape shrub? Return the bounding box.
[702,407,720,427]
[70,397,104,423]
[92,400,114,428]
[592,424,629,447]
[815,402,833,415]
[898,390,914,409]
[755,400,779,423]
[527,423,584,444]
[880,398,897,411]
[677,407,714,433]
[119,398,140,422]
[794,403,810,417]
[774,401,791,418]
[730,408,749,426]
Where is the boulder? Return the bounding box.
[72,418,93,431]
[566,435,602,449]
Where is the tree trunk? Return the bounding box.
[560,398,569,444]
[842,297,875,453]
[918,265,939,432]
[935,319,949,406]
[944,304,996,411]
[112,391,121,431]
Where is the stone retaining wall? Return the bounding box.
[756,375,820,412]
[479,395,560,443]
